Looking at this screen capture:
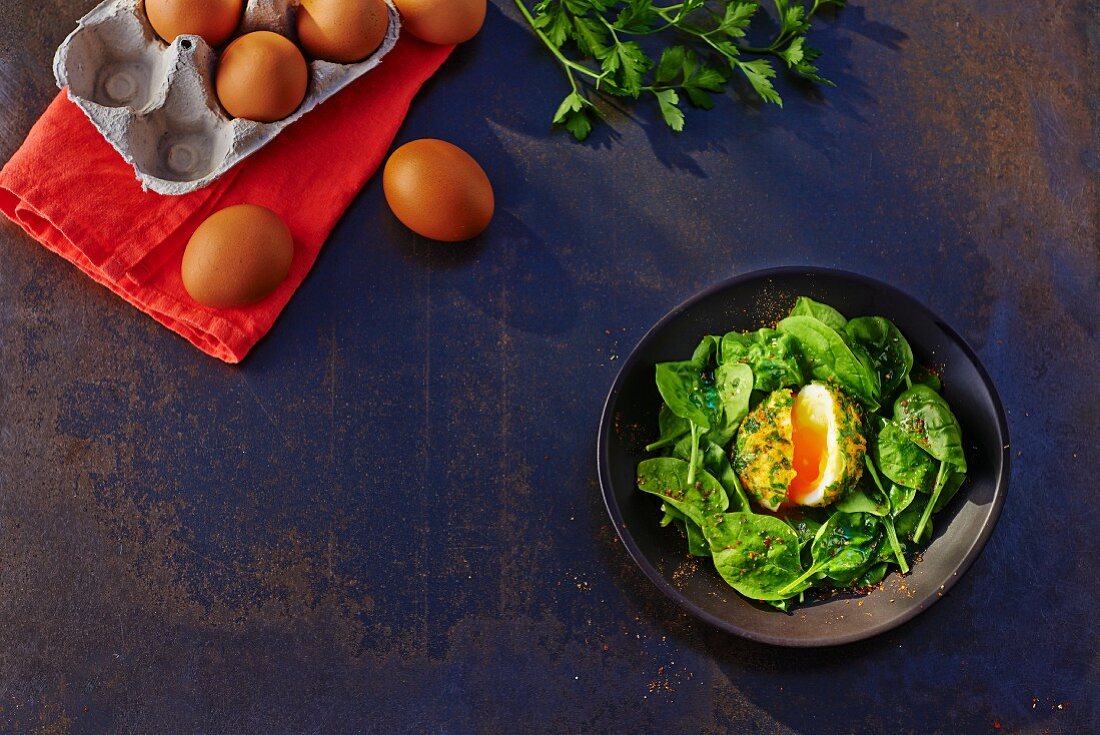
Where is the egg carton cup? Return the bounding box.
[54,0,401,196]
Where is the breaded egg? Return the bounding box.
[181,204,294,308]
[145,0,244,47]
[216,31,309,122]
[392,0,486,45]
[733,389,795,511]
[734,382,866,510]
[297,0,390,64]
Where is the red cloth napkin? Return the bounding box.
[0,38,452,363]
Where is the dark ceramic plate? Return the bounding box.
[597,267,1009,646]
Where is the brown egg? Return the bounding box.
[296,0,390,64]
[182,205,295,308]
[215,32,309,122]
[383,139,494,242]
[392,0,485,45]
[144,0,244,47]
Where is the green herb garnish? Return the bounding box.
[514,0,847,139]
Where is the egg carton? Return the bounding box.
[53,0,400,196]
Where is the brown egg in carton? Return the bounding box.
[53,0,401,196]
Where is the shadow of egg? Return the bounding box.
[394,210,578,337]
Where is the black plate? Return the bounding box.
[597,267,1010,647]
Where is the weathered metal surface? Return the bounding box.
[0,1,1096,732]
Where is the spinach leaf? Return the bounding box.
[789,296,848,331]
[888,482,918,517]
[719,328,804,393]
[684,518,710,556]
[834,483,890,516]
[848,340,882,398]
[779,511,884,594]
[655,360,717,430]
[814,512,885,584]
[844,316,914,399]
[881,491,939,562]
[655,355,752,449]
[873,418,937,490]
[894,496,930,542]
[645,405,690,452]
[894,384,967,543]
[691,335,721,365]
[910,364,942,392]
[893,385,967,471]
[786,514,823,552]
[860,455,909,573]
[704,513,809,601]
[855,562,888,588]
[777,315,881,409]
[896,473,964,544]
[671,437,752,514]
[637,457,729,527]
[897,468,959,547]
[660,504,677,527]
[660,505,710,557]
[709,362,754,447]
[701,441,752,514]
[932,469,967,513]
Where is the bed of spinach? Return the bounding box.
[637,296,969,611]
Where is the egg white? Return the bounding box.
[791,382,846,507]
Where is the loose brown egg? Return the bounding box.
[383,139,494,242]
[392,0,486,45]
[181,205,295,308]
[144,0,244,47]
[215,31,309,122]
[297,0,390,64]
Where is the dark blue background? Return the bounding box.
[0,1,1096,732]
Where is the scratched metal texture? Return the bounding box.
[0,1,1096,733]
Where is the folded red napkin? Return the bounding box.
[0,37,452,363]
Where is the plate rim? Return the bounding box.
[596,266,1011,647]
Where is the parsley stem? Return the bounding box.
[598,15,620,44]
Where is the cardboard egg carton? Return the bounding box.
[53,0,400,195]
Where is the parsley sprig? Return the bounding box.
[513,0,846,139]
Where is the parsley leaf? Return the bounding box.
[552,90,598,141]
[571,16,611,59]
[738,58,781,105]
[779,37,834,85]
[718,2,757,37]
[604,40,652,97]
[653,88,685,131]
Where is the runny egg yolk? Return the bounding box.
[788,390,829,504]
